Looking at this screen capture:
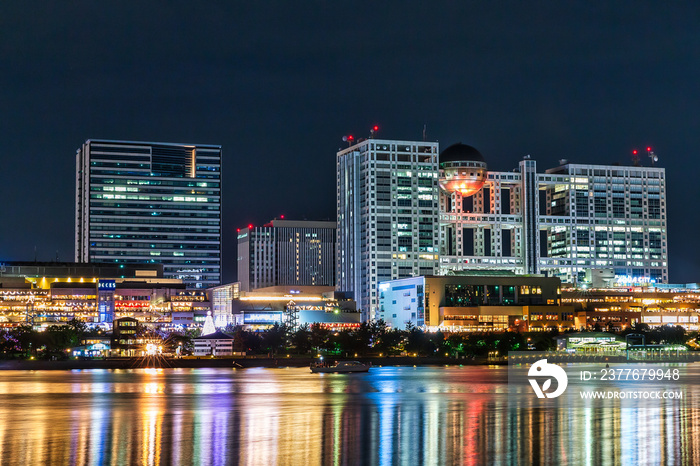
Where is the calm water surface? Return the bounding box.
[1,365,700,465]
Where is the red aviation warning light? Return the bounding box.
[248,224,253,229]
[647,147,652,152]
[631,149,640,166]
[373,125,379,132]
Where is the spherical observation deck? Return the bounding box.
[438,143,488,197]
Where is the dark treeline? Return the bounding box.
[0,319,692,360]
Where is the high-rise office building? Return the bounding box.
[75,139,222,289]
[237,219,336,291]
[438,144,668,285]
[337,139,440,320]
[338,138,668,322]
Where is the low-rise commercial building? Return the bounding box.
[210,284,361,331]
[379,274,575,331]
[193,331,235,356]
[0,262,209,327]
[562,284,700,331]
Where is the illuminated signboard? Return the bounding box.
[243,313,282,324]
[98,280,116,290]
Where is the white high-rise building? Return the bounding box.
[75,139,222,289]
[438,144,668,285]
[337,138,668,322]
[337,139,440,320]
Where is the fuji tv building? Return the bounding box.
[437,143,667,285]
[337,138,667,320]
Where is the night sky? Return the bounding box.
[1,1,699,284]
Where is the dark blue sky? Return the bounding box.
[1,1,699,283]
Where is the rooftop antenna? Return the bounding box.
[422,124,427,141]
[647,146,659,166]
[369,125,379,139]
[342,134,355,147]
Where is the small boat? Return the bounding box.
[310,360,370,373]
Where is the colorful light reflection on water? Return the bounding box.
[0,365,699,464]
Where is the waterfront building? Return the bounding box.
[337,139,440,321]
[210,284,360,330]
[112,317,139,356]
[75,139,222,289]
[193,331,235,356]
[562,284,700,331]
[0,264,209,327]
[378,274,574,331]
[337,137,668,321]
[237,218,336,292]
[554,332,626,352]
[210,282,240,328]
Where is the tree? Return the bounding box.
[9,325,40,357]
[262,323,288,356]
[375,329,403,355]
[291,324,312,354]
[309,323,330,353]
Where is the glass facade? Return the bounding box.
[76,140,222,289]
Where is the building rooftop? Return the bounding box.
[195,331,234,340]
[440,143,486,164]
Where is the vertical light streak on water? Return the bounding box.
[376,394,396,466]
[88,403,108,464]
[0,398,6,462]
[141,372,165,466]
[110,403,131,465]
[583,405,593,465]
[239,368,280,466]
[463,397,482,465]
[423,395,440,465]
[623,407,640,464]
[599,403,615,462]
[191,388,213,464]
[332,395,344,466]
[212,406,229,465]
[171,410,183,466]
[399,398,420,465]
[664,398,680,464]
[678,393,700,463]
[643,408,663,464]
[73,393,91,466]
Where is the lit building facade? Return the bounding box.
[378,274,572,331]
[75,139,222,289]
[0,262,208,327]
[237,219,336,292]
[439,144,668,285]
[562,284,700,331]
[338,138,668,323]
[210,282,240,327]
[337,139,440,321]
[210,284,360,330]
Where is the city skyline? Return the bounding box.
[2,3,700,283]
